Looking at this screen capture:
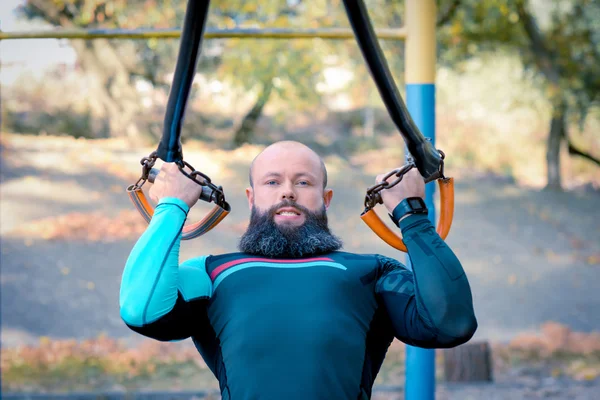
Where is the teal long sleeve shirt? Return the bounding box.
[120,197,477,400]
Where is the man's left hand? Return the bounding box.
[375,168,425,214]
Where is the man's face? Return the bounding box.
[245,144,333,226]
[239,143,342,258]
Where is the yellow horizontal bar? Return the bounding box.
[0,27,406,41]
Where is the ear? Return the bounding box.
[323,188,333,210]
[245,187,254,210]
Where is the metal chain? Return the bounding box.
[176,160,226,207]
[364,163,415,210]
[363,149,446,212]
[130,151,158,190]
[129,152,227,208]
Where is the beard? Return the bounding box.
[238,200,343,258]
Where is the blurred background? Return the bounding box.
[1,0,599,398]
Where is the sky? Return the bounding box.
[1,0,77,85]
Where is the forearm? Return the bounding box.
[399,213,477,346]
[119,197,189,327]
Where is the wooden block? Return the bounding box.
[443,341,493,382]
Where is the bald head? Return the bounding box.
[249,141,328,189]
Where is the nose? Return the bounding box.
[280,182,296,201]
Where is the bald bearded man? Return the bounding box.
[119,141,477,400]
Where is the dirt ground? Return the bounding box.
[1,133,599,398]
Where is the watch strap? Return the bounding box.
[389,197,428,227]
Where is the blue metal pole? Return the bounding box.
[405,84,436,400]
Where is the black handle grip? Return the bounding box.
[156,0,211,162]
[342,0,442,182]
[148,167,160,184]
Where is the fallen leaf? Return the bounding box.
[569,238,585,249]
[575,368,599,381]
[545,250,561,263]
[587,255,599,265]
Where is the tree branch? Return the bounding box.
[567,140,600,167]
[25,0,74,27]
[515,0,561,86]
[437,0,461,27]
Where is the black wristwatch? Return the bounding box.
[389,197,428,227]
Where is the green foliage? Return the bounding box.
[209,0,406,111]
[437,0,600,125]
[17,0,409,126]
[556,1,600,126]
[19,0,187,82]
[437,0,525,63]
[14,0,599,169]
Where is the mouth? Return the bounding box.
[276,207,301,216]
[274,207,303,220]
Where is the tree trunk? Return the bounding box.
[545,101,566,191]
[70,40,145,142]
[232,80,274,148]
[443,341,494,383]
[437,0,462,27]
[516,1,568,191]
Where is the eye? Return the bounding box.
[297,180,309,186]
[266,180,278,186]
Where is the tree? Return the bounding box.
[18,0,190,142]
[19,0,362,147]
[210,1,340,147]
[210,0,420,147]
[437,0,600,190]
[514,0,600,189]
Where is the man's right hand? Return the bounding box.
[148,163,204,209]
